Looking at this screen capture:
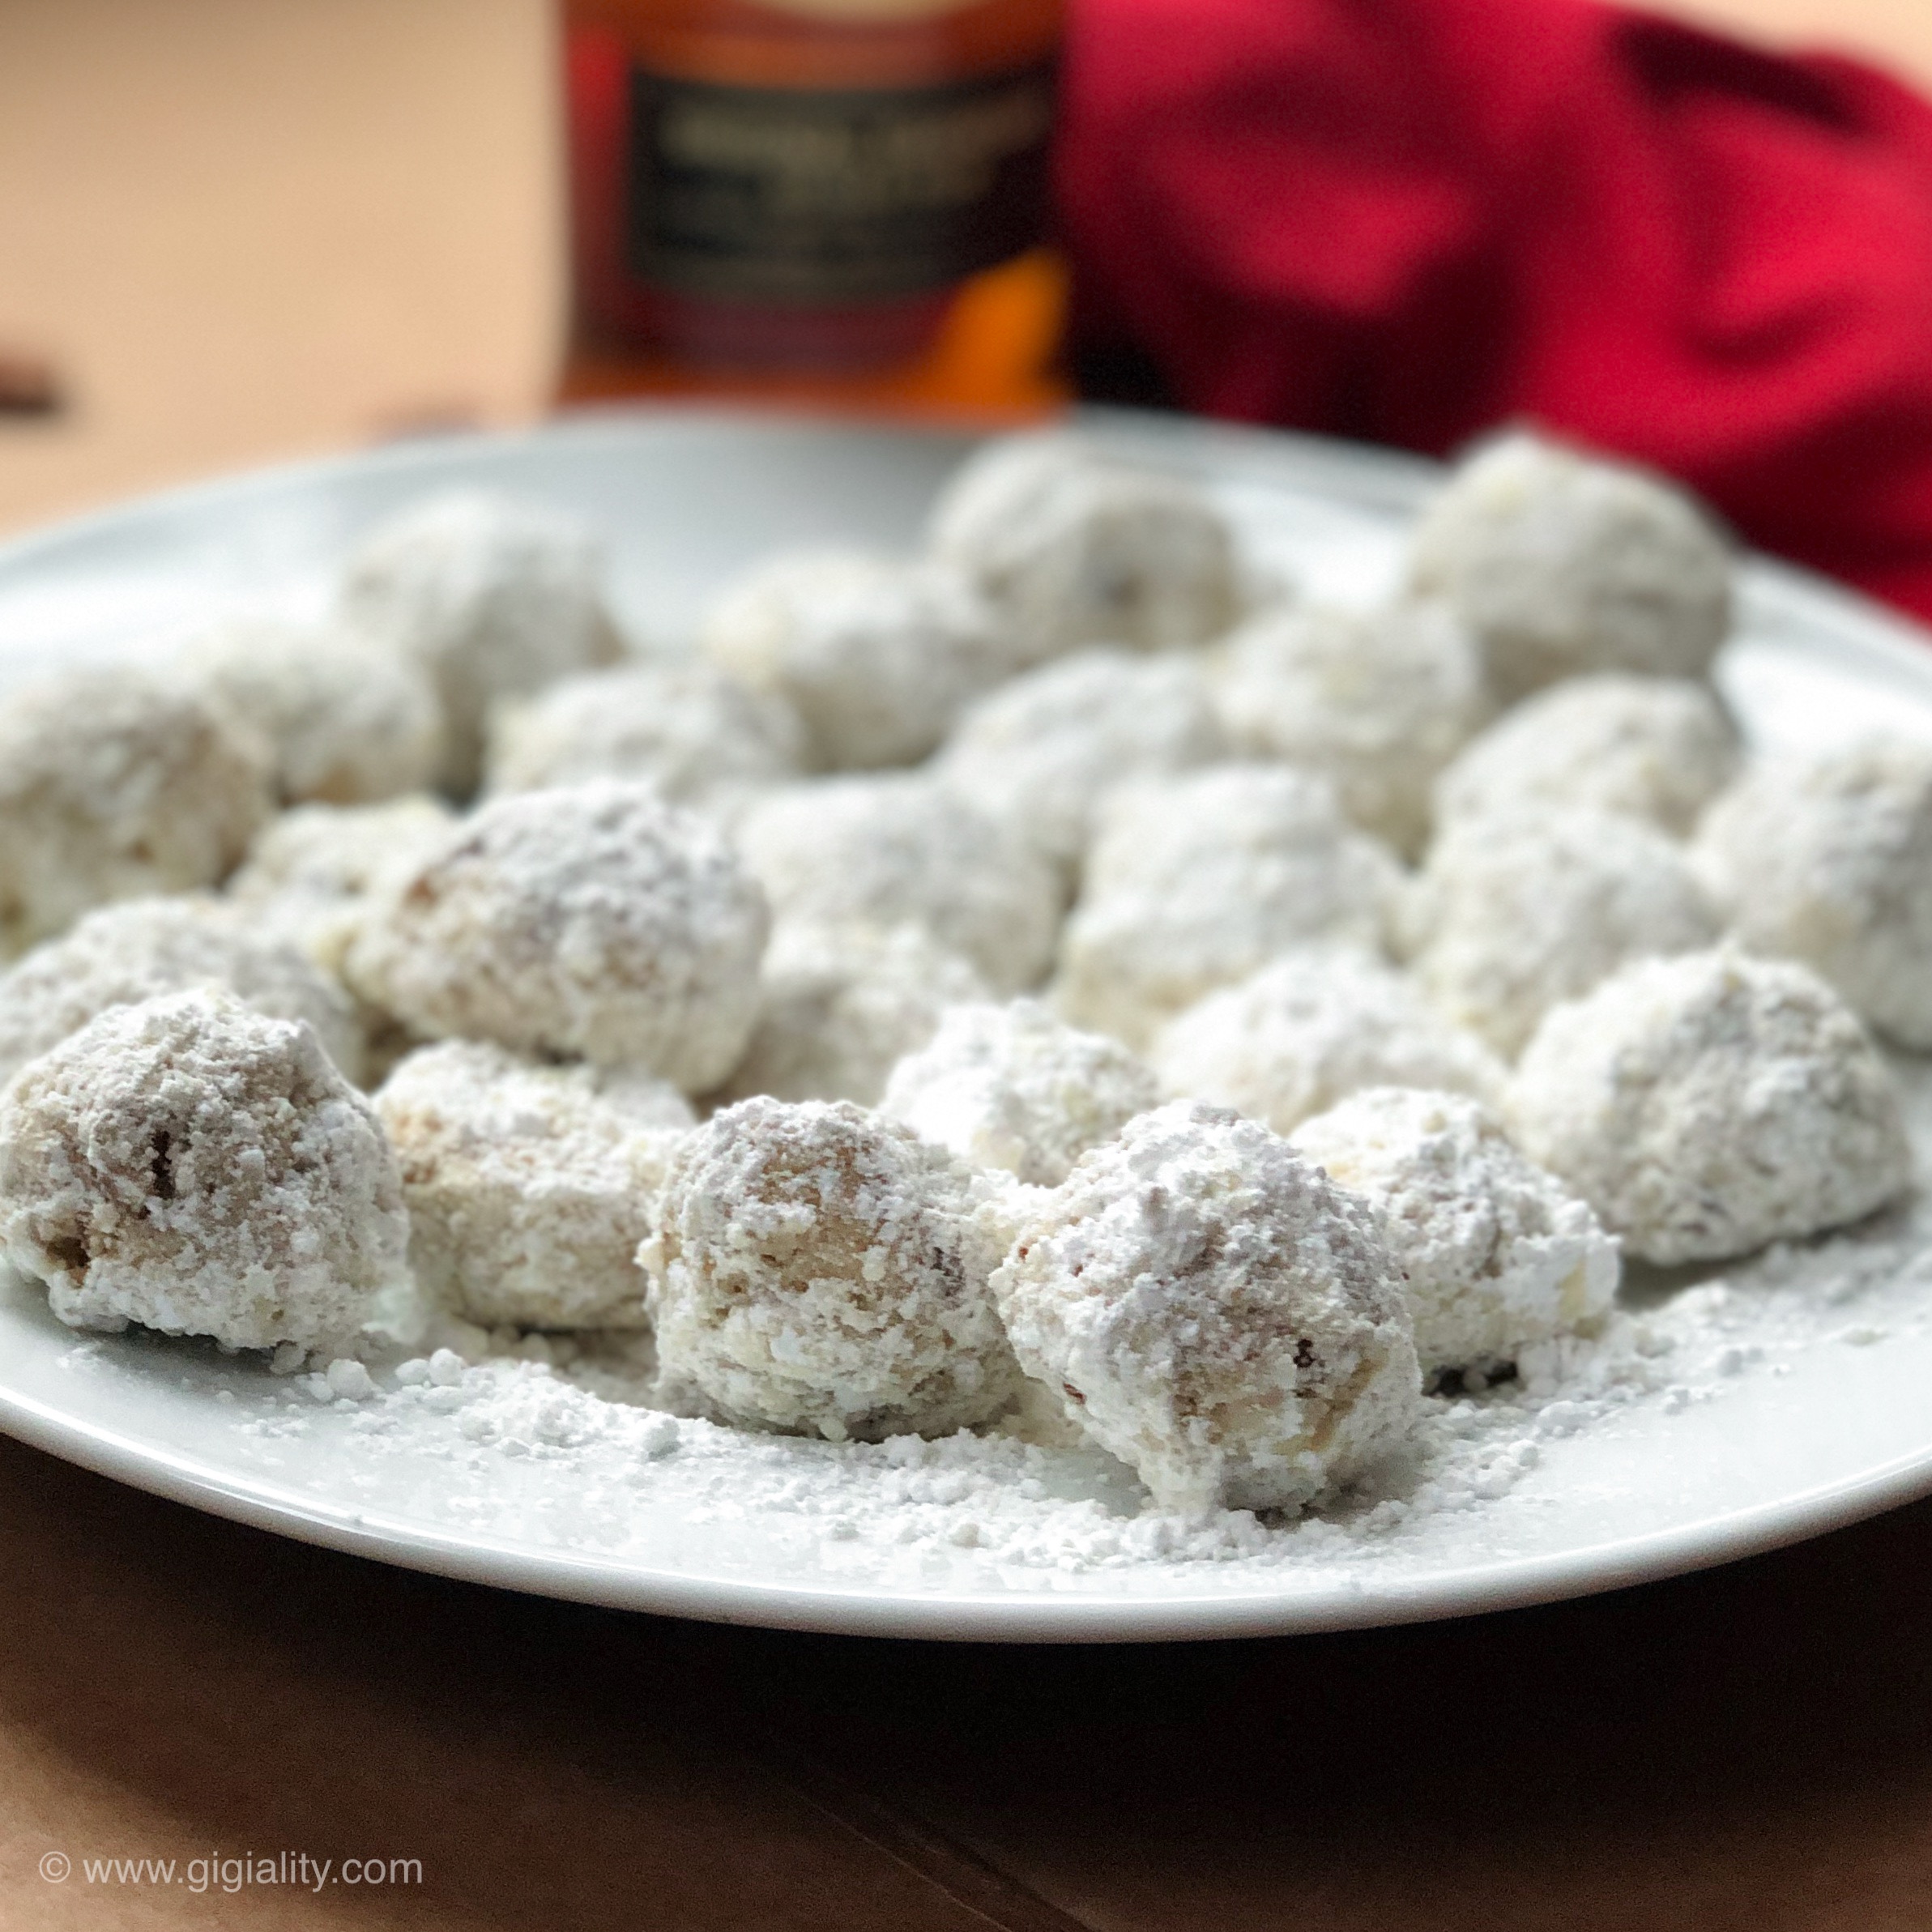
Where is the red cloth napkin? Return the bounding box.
[1058,0,1932,624]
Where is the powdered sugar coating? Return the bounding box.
[178,616,445,806]
[936,646,1229,876]
[227,796,459,982]
[1056,766,1400,1048]
[928,432,1242,658]
[1508,949,1911,1265]
[1409,433,1734,701]
[0,896,365,1087]
[736,774,1058,996]
[1290,1087,1619,1377]
[1153,947,1504,1134]
[718,921,989,1107]
[0,665,273,957]
[484,659,805,820]
[1400,808,1720,1058]
[646,1097,1021,1441]
[1213,599,1491,857]
[377,1039,693,1331]
[0,989,408,1353]
[991,1101,1419,1512]
[1436,672,1740,838]
[339,491,624,793]
[348,783,768,1093]
[1691,737,1932,1048]
[701,549,1019,770]
[880,999,1159,1186]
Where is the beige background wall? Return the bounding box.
[0,0,1928,535]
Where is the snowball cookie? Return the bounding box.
[1436,672,1739,838]
[700,549,1020,771]
[1056,766,1400,1048]
[377,1039,693,1331]
[1152,947,1503,1135]
[645,1097,1021,1441]
[348,783,767,1093]
[1213,599,1491,857]
[0,896,365,1088]
[177,615,445,806]
[991,1102,1418,1512]
[880,999,1159,1186]
[227,796,458,983]
[1399,808,1720,1058]
[717,920,988,1107]
[1508,950,1911,1266]
[736,774,1059,996]
[1410,433,1733,702]
[1290,1088,1619,1378]
[484,659,804,819]
[1692,737,1932,1048]
[0,990,408,1354]
[0,665,273,958]
[339,490,624,794]
[928,431,1243,657]
[936,646,1229,877]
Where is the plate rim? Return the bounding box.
[6,1371,1932,1643]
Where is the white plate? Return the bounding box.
[3,406,1932,1644]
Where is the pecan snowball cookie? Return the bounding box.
[1152,947,1503,1136]
[701,549,1020,770]
[1408,432,1734,701]
[991,1102,1420,1513]
[338,490,624,794]
[1212,599,1491,858]
[0,990,409,1354]
[736,775,1059,996]
[377,1040,693,1332]
[1691,737,1932,1048]
[928,432,1243,657]
[0,665,272,958]
[879,1000,1158,1187]
[348,783,768,1094]
[0,896,365,1088]
[1290,1087,1619,1380]
[644,1097,1021,1441]
[1056,766,1400,1049]
[484,659,804,819]
[177,616,445,806]
[226,795,458,982]
[1508,951,1912,1266]
[1398,808,1720,1059]
[936,646,1229,877]
[715,921,989,1108]
[1435,672,1740,839]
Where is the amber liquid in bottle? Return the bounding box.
[558,0,1068,419]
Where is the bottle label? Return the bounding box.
[625,62,1056,306]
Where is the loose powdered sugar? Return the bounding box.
[108,1051,1932,1593]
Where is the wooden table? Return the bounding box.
[6,3,1932,1926]
[6,1432,1932,1930]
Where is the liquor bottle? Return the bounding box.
[558,0,1067,419]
